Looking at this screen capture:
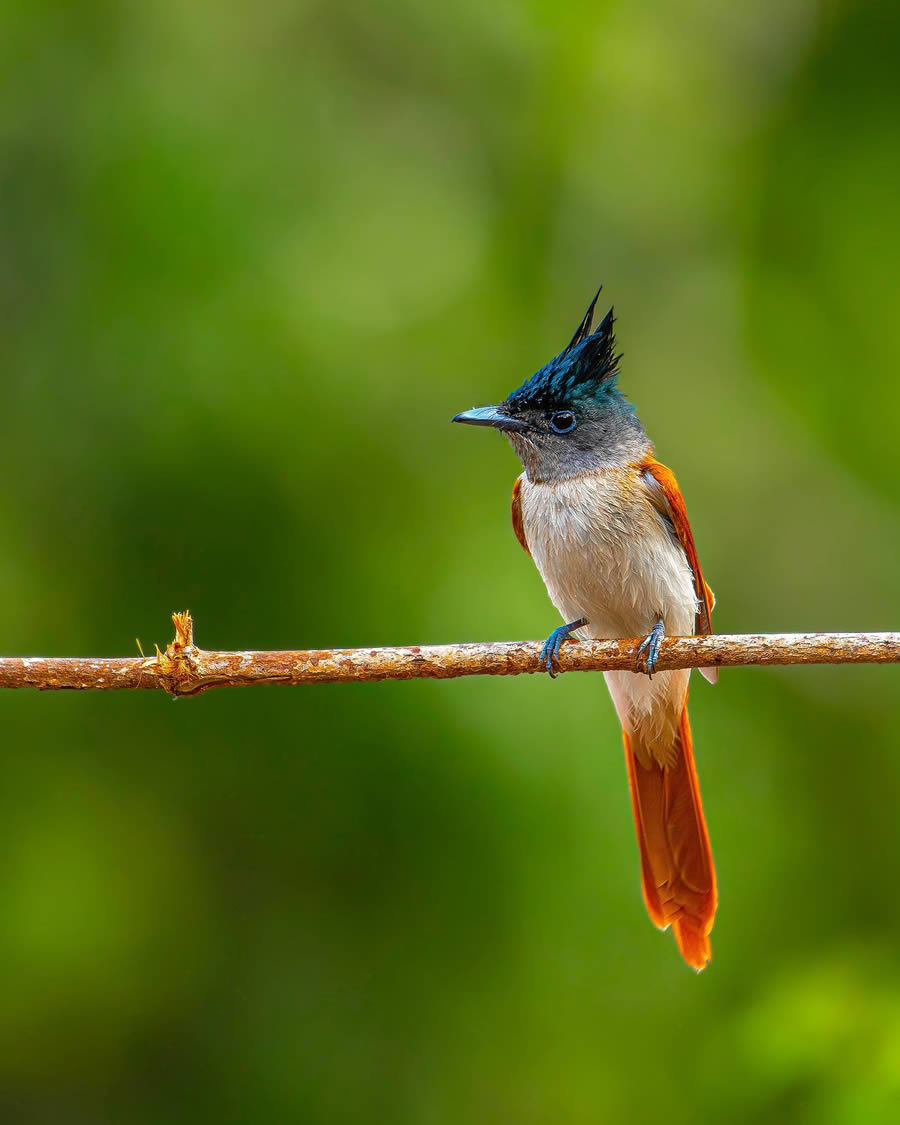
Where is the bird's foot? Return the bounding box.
[540,618,588,678]
[636,619,666,678]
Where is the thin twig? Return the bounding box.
[0,612,896,696]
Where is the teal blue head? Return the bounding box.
[453,289,648,481]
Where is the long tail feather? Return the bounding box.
[623,705,716,971]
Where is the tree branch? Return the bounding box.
[0,612,897,696]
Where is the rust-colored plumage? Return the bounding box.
[511,477,530,556]
[628,462,717,968]
[640,456,715,637]
[623,704,716,970]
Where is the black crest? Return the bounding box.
[506,288,622,410]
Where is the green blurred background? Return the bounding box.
[3,0,900,1121]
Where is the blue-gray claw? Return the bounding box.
[636,619,666,678]
[540,618,588,678]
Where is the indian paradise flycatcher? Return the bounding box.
[453,290,718,970]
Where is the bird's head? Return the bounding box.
[453,290,647,482]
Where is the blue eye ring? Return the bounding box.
[550,410,577,434]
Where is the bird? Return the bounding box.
[452,289,718,970]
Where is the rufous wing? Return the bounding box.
[640,457,717,683]
[511,476,530,556]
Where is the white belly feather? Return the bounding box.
[518,471,698,747]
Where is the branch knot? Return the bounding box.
[155,611,204,696]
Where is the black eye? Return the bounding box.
[550,410,577,434]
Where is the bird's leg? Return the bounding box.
[636,618,666,678]
[540,618,588,678]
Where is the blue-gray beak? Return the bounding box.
[452,405,528,432]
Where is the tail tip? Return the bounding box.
[673,918,713,972]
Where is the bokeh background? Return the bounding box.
[3,0,900,1121]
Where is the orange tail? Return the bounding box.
[623,704,717,971]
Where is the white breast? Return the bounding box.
[518,471,698,739]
